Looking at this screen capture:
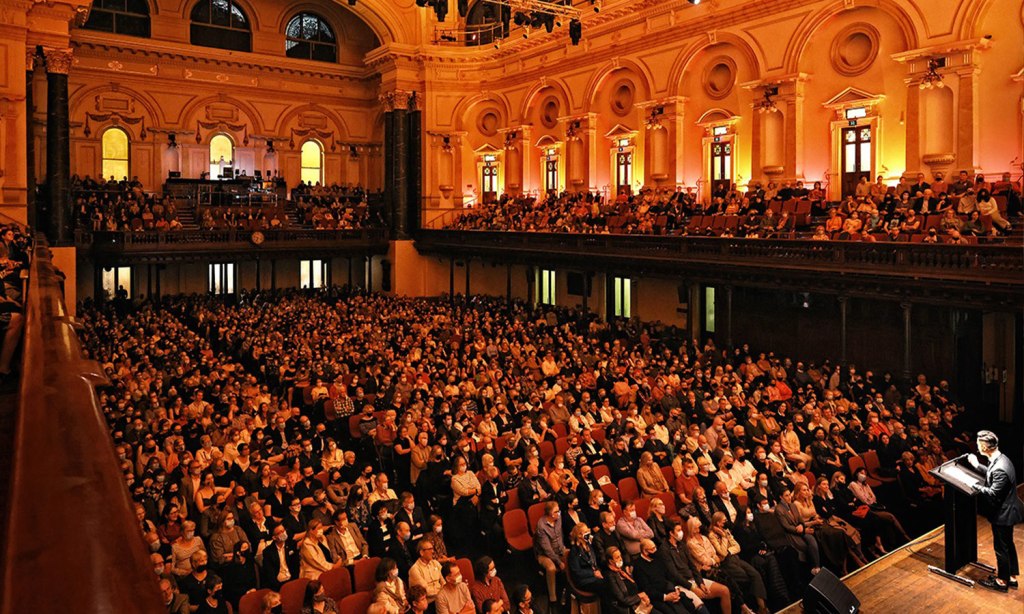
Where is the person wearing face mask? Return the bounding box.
[210,510,250,566]
[435,560,474,614]
[179,549,211,608]
[299,519,344,580]
[373,558,407,614]
[395,492,427,541]
[535,501,569,607]
[367,500,397,557]
[608,438,638,483]
[593,510,631,569]
[470,556,510,613]
[746,473,777,511]
[567,522,604,594]
[299,579,337,614]
[662,519,734,614]
[633,538,706,614]
[728,511,791,611]
[603,546,652,614]
[195,575,228,614]
[387,521,416,577]
[674,458,699,507]
[258,591,283,614]
[220,540,258,610]
[616,500,655,556]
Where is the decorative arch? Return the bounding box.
[70,84,164,129]
[519,79,573,124]
[783,0,921,74]
[582,58,655,112]
[955,0,998,39]
[334,1,413,46]
[666,32,765,98]
[180,95,265,137]
[274,103,350,142]
[453,92,513,133]
[696,108,740,126]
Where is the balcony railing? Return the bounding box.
[77,227,390,257]
[1,237,164,613]
[416,230,1024,286]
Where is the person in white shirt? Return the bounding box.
[409,539,444,602]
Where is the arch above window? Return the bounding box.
[102,128,131,180]
[83,0,151,38]
[286,12,337,63]
[190,0,251,52]
[209,134,234,179]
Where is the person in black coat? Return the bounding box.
[633,539,702,614]
[593,510,631,568]
[660,519,731,614]
[603,546,651,614]
[219,541,258,610]
[567,524,604,593]
[259,525,300,590]
[968,431,1024,591]
[387,521,417,577]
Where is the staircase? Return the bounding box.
[174,199,199,229]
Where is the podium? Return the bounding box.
[928,456,994,584]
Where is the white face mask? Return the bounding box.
[746,512,754,522]
[224,519,235,528]
[628,511,637,520]
[857,474,867,483]
[489,568,498,578]
[614,559,624,568]
[435,526,443,534]
[674,530,684,541]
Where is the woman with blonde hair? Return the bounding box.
[793,482,858,572]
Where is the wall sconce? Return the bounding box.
[754,86,779,113]
[919,58,945,89]
[441,136,453,153]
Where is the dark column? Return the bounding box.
[901,301,912,384]
[44,48,73,245]
[347,257,353,288]
[839,295,848,366]
[407,95,422,236]
[155,265,161,298]
[26,51,36,228]
[382,91,412,240]
[449,256,455,304]
[326,259,333,287]
[146,264,153,299]
[94,264,103,303]
[506,264,512,303]
[724,285,734,349]
[270,259,277,291]
[464,258,470,298]
[366,256,373,292]
[255,258,261,291]
[581,272,589,314]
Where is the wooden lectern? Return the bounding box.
[928,456,994,585]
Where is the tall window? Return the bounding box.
[190,0,251,52]
[209,263,235,294]
[300,259,327,289]
[83,0,151,37]
[704,286,716,333]
[285,12,337,62]
[209,134,234,179]
[300,141,323,185]
[537,268,556,306]
[611,276,632,318]
[101,128,130,181]
[101,266,132,299]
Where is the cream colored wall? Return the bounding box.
[426,0,1024,206]
[63,0,391,191]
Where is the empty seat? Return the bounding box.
[353,556,380,592]
[503,509,533,552]
[280,578,309,614]
[318,566,353,602]
[338,592,372,613]
[617,477,640,502]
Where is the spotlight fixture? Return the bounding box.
[688,0,701,4]
[434,0,448,21]
[919,58,945,89]
[347,0,356,5]
[458,0,468,17]
[569,18,582,45]
[591,0,601,13]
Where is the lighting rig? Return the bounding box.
[424,0,583,47]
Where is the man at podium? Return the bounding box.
[967,430,1023,592]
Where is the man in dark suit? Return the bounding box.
[633,539,704,614]
[258,524,299,590]
[968,430,1023,592]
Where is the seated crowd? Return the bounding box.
[199,205,288,231]
[446,170,1022,243]
[80,289,975,614]
[292,182,385,231]
[73,175,182,232]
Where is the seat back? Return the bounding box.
[456,557,475,585]
[593,464,611,484]
[503,509,532,552]
[353,556,381,592]
[539,441,556,463]
[319,566,353,602]
[238,589,271,614]
[504,487,521,511]
[655,491,676,518]
[600,483,620,505]
[555,437,569,457]
[528,502,548,534]
[339,592,372,613]
[618,477,640,502]
[634,497,651,520]
[280,578,310,614]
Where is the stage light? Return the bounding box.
[569,19,581,45]
[688,0,701,5]
[415,0,429,5]
[591,0,601,13]
[458,0,468,17]
[347,0,356,6]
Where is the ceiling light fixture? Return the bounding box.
[919,58,945,89]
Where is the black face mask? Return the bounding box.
[271,606,283,614]
[195,564,207,573]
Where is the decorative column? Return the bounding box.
[724,285,734,349]
[779,76,807,182]
[500,128,522,195]
[838,295,848,366]
[381,90,414,239]
[407,93,422,235]
[44,47,73,245]
[26,49,37,229]
[901,302,912,384]
[955,67,979,173]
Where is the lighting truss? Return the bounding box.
[484,0,582,19]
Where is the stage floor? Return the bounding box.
[782,495,1024,613]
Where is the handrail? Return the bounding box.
[1,237,164,613]
[78,227,388,246]
[416,230,1024,283]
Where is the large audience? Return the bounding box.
[447,171,1022,243]
[79,287,978,614]
[73,175,183,232]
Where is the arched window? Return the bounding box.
[209,134,234,179]
[190,0,251,52]
[285,12,337,62]
[300,141,323,185]
[101,128,130,181]
[465,1,508,47]
[83,0,151,38]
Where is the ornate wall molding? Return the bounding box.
[43,47,74,75]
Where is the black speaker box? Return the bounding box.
[804,568,859,614]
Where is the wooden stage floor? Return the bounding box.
[781,494,1024,613]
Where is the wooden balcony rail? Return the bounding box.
[415,230,1024,285]
[1,238,164,613]
[76,227,389,256]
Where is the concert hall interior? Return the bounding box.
[0,0,1022,613]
